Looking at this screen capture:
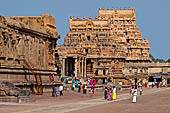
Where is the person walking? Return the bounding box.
[112,86,117,100]
[130,86,134,98]
[59,85,63,96]
[52,86,57,97]
[76,79,79,87]
[107,88,112,100]
[78,82,81,93]
[139,86,143,95]
[145,82,147,88]
[90,79,93,85]
[132,88,137,103]
[82,84,85,94]
[152,83,154,88]
[91,85,94,94]
[72,82,75,90]
[156,82,159,88]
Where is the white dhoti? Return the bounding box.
[133,95,137,103]
[132,89,137,103]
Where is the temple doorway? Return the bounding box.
[86,59,93,77]
[65,57,75,76]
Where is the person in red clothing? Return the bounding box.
[152,83,154,88]
[93,79,96,85]
[145,82,147,88]
[82,84,85,94]
[90,79,93,85]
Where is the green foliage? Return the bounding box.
[155,58,165,63]
[149,54,155,62]
[149,53,166,63]
[166,59,170,63]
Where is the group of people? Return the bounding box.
[104,86,117,100]
[52,85,63,97]
[71,78,96,95]
[72,78,85,93]
[151,82,161,88]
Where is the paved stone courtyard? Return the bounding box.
[0,87,170,113]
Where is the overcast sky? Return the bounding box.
[1,0,170,60]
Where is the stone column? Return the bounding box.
[75,58,78,78]
[79,57,81,78]
[84,58,87,78]
[82,58,84,78]
[62,58,65,77]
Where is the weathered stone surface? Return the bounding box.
[0,14,60,94]
[0,14,60,80]
[0,81,29,97]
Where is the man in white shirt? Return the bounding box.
[59,85,63,96]
[132,88,137,103]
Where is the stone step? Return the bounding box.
[0,96,18,102]
[18,96,35,102]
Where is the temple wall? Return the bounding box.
[0,14,60,83]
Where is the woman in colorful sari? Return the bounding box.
[107,88,112,100]
[112,86,117,100]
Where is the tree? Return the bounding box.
[149,54,156,62]
[155,58,165,63]
[166,59,170,63]
[149,54,166,63]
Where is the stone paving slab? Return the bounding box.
[11,87,170,113]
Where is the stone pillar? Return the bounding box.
[79,57,81,78]
[82,58,84,78]
[75,58,78,78]
[62,58,65,77]
[85,58,87,78]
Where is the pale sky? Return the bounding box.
[1,0,170,60]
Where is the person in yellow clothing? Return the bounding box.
[112,86,117,100]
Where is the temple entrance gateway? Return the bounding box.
[56,8,151,84]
